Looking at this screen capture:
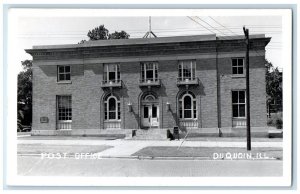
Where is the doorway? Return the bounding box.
[141,94,159,128]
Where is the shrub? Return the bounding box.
[275,118,283,129]
[267,112,283,129]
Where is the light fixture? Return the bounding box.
[166,102,171,111]
[128,102,133,112]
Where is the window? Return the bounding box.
[104,94,121,120]
[179,91,197,119]
[57,65,71,81]
[232,58,244,75]
[57,95,72,129]
[141,62,158,82]
[103,63,120,83]
[178,60,196,81]
[232,90,246,118]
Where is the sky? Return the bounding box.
[15,15,282,72]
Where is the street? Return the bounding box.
[18,155,282,177]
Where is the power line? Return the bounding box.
[187,16,216,35]
[194,16,230,36]
[209,16,238,35]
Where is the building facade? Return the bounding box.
[26,34,271,137]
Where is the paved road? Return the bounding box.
[18,156,282,177]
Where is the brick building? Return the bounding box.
[26,34,271,138]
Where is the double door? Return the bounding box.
[142,104,159,128]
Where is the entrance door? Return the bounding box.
[142,104,159,128]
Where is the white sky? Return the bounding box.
[15,14,282,72]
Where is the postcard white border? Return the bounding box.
[5,8,292,187]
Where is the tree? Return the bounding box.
[79,25,130,43]
[17,60,33,129]
[78,39,87,44]
[108,30,130,39]
[265,60,282,113]
[87,25,110,40]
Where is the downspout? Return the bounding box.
[216,38,222,137]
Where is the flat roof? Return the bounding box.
[31,34,266,50]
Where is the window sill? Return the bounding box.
[57,80,72,84]
[179,118,198,121]
[231,75,245,78]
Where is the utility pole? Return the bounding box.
[243,26,251,151]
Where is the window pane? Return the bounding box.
[239,105,245,117]
[239,91,245,103]
[109,111,116,120]
[232,67,237,74]
[184,110,192,118]
[238,67,243,74]
[65,66,70,73]
[108,98,116,111]
[57,96,72,121]
[144,106,149,118]
[141,64,145,80]
[146,69,154,80]
[233,105,239,117]
[232,91,238,103]
[65,74,70,80]
[59,74,65,81]
[59,66,64,73]
[178,63,182,78]
[183,68,191,79]
[184,96,192,109]
[232,59,237,66]
[152,106,157,118]
[109,72,116,81]
[193,110,197,119]
[238,59,244,66]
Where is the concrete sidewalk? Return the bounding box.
[18,138,283,158]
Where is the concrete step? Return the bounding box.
[133,129,168,140]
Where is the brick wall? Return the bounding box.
[218,54,267,128]
[31,40,268,135]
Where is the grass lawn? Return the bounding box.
[18,144,113,155]
[132,146,283,160]
[186,137,282,142]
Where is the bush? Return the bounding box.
[275,118,283,129]
[267,112,283,129]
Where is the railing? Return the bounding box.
[104,120,121,129]
[232,118,246,128]
[179,119,198,129]
[139,78,161,87]
[101,80,122,88]
[177,77,199,86]
[57,121,72,130]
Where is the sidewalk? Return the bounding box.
[18,137,282,159]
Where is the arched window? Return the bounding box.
[104,94,120,121]
[179,91,197,119]
[144,94,156,102]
